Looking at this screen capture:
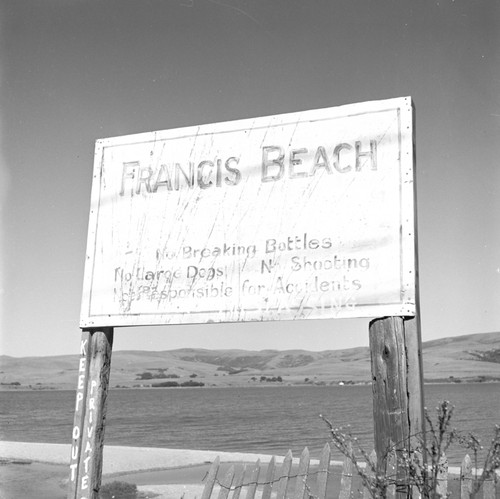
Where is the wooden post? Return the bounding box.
[369,316,425,498]
[67,327,114,499]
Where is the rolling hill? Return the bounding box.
[1,332,499,390]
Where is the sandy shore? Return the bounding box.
[0,440,286,473]
[0,441,315,498]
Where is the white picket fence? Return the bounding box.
[201,444,499,499]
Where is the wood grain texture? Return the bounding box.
[293,447,310,499]
[370,317,409,462]
[275,450,293,499]
[435,453,448,498]
[245,459,261,499]
[362,450,377,499]
[261,456,276,499]
[217,465,234,499]
[230,464,245,499]
[338,441,353,499]
[201,457,220,499]
[316,443,331,499]
[460,454,473,499]
[369,316,425,498]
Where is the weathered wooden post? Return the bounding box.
[370,315,425,497]
[68,328,114,499]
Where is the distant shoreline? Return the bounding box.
[2,378,499,392]
[2,332,499,393]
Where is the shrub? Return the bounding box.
[180,380,205,387]
[259,376,283,382]
[99,480,137,498]
[323,400,500,499]
[136,371,179,380]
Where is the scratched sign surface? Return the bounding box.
[80,97,416,328]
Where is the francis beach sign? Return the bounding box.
[70,97,423,499]
[80,96,416,327]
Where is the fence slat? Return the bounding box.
[245,459,261,499]
[261,456,276,499]
[293,447,310,499]
[276,450,293,499]
[316,443,331,499]
[435,453,448,499]
[362,450,377,499]
[217,465,235,499]
[482,476,496,499]
[411,449,424,498]
[231,464,246,499]
[201,457,220,499]
[386,449,397,499]
[339,442,353,499]
[460,454,473,499]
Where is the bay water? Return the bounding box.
[1,384,499,466]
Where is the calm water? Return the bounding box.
[1,384,499,465]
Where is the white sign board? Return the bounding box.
[80,97,416,328]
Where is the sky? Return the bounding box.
[0,0,499,358]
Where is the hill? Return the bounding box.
[1,332,499,390]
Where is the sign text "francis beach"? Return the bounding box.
[119,141,377,196]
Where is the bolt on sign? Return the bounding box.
[80,97,416,327]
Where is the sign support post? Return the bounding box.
[369,315,425,498]
[368,97,424,498]
[68,328,114,499]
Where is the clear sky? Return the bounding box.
[1,0,499,357]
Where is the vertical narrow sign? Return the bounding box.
[68,331,91,498]
[68,328,113,499]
